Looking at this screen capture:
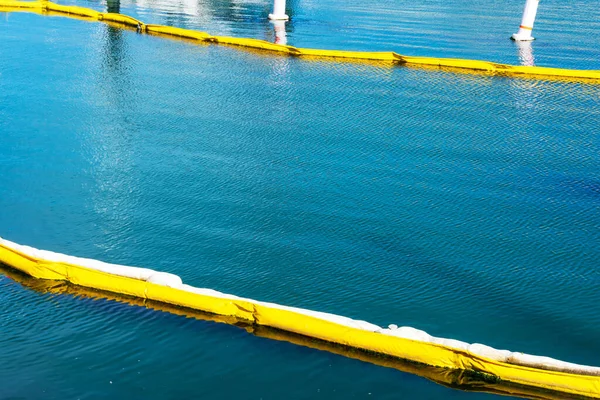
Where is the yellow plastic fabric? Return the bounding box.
[1,0,599,83]
[145,24,211,41]
[45,2,100,19]
[0,240,599,399]
[210,36,299,55]
[99,12,144,28]
[0,0,38,8]
[0,262,591,400]
[298,48,399,62]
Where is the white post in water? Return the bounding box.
[269,0,289,20]
[512,0,540,41]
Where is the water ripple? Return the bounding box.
[1,10,599,400]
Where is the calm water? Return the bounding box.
[1,3,599,400]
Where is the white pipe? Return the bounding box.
[512,0,540,41]
[268,0,288,21]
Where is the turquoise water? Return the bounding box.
[59,0,600,70]
[1,3,599,400]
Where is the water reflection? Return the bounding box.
[104,0,298,44]
[107,0,120,13]
[103,26,126,84]
[130,0,274,23]
[271,20,287,45]
[82,23,139,253]
[515,40,535,66]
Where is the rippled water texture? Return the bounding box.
[1,5,599,400]
[58,0,600,69]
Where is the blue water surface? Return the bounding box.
[58,0,600,69]
[0,4,599,400]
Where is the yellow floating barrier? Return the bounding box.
[99,12,144,29]
[0,0,39,8]
[0,262,587,400]
[297,48,399,62]
[1,0,599,82]
[44,1,100,19]
[401,56,498,72]
[210,35,299,55]
[145,24,212,41]
[0,236,599,399]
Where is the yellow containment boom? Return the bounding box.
[1,0,600,82]
[0,262,589,400]
[1,236,599,399]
